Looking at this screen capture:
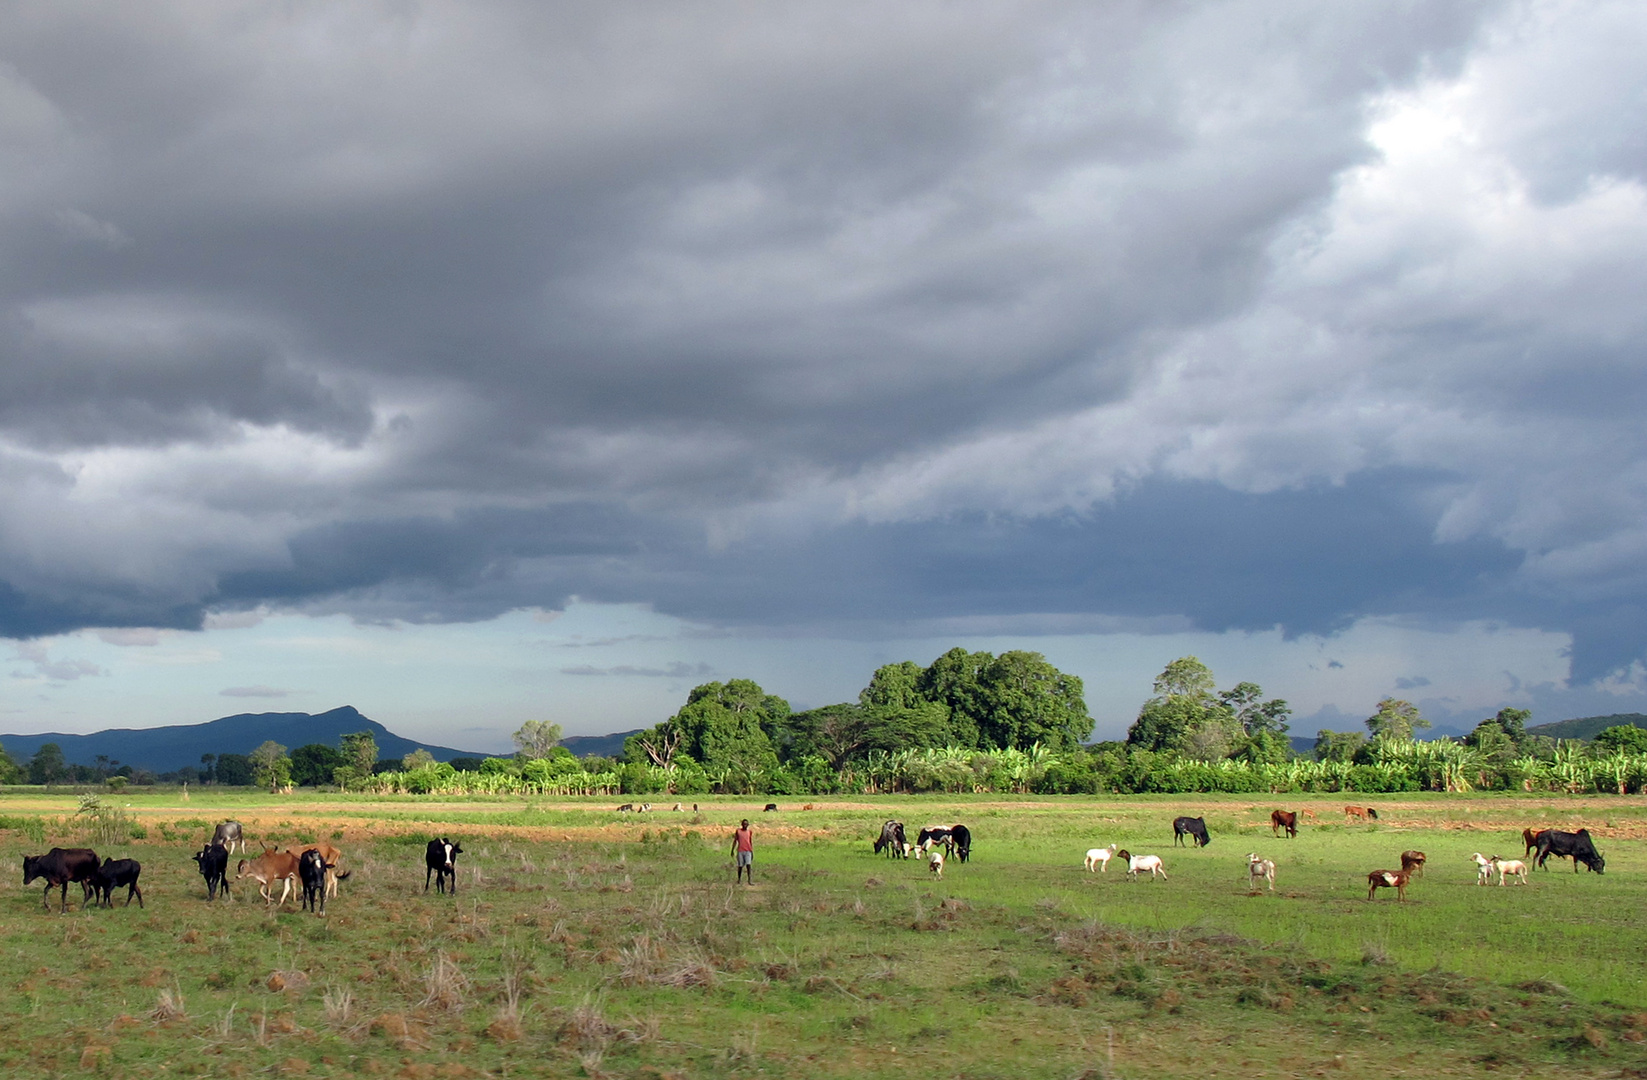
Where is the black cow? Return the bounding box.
[949,824,972,863]
[425,837,462,894]
[1172,816,1211,847]
[22,847,101,913]
[763,803,779,812]
[873,820,908,858]
[1533,828,1605,874]
[210,820,246,855]
[93,857,144,909]
[299,848,333,915]
[192,843,232,901]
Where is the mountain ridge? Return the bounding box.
[0,706,492,773]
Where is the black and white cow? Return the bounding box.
[192,843,231,901]
[916,825,953,858]
[873,820,908,858]
[425,838,462,894]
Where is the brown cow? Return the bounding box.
[1367,869,1410,901]
[1521,828,1540,857]
[1399,850,1427,877]
[1270,810,1298,838]
[236,848,300,906]
[1344,806,1367,821]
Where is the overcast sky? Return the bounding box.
[3,1,1646,751]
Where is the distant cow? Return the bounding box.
[22,848,100,913]
[1367,869,1410,901]
[299,848,333,915]
[1172,816,1211,847]
[1344,806,1379,822]
[236,848,300,906]
[211,820,246,855]
[1270,810,1297,839]
[193,843,231,901]
[1532,829,1605,874]
[763,803,779,812]
[425,838,462,894]
[93,857,144,909]
[873,820,908,859]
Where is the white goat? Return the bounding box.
[1245,853,1276,892]
[1084,844,1119,873]
[928,850,945,878]
[1470,852,1493,885]
[1123,852,1166,880]
[1492,856,1529,886]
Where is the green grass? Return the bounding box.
[0,790,1643,1077]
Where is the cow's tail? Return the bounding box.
[333,869,352,881]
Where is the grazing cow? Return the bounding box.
[236,848,301,906]
[1118,850,1167,880]
[672,804,683,812]
[763,803,779,812]
[1399,850,1427,877]
[948,824,972,863]
[210,820,246,855]
[23,848,101,913]
[928,850,945,878]
[873,820,908,859]
[1533,829,1605,874]
[296,842,351,900]
[1344,806,1367,821]
[1470,852,1494,885]
[1172,816,1211,847]
[1300,809,1318,822]
[193,843,231,901]
[1270,810,1297,839]
[425,837,462,894]
[1366,869,1410,901]
[299,848,334,915]
[1492,856,1529,886]
[92,857,144,909]
[916,825,954,857]
[1084,844,1118,872]
[616,803,634,813]
[1246,853,1276,892]
[1521,828,1541,858]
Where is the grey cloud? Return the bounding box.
[219,685,292,698]
[561,662,715,679]
[6,1,1647,693]
[1394,676,1432,690]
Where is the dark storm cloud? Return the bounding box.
[4,1,1647,685]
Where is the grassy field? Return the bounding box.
[2,789,1645,1079]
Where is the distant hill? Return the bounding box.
[1525,713,1647,742]
[560,729,643,759]
[0,706,490,773]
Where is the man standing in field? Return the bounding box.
[731,819,754,884]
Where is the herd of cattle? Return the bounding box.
[19,818,467,916]
[13,803,1617,915]
[1072,808,1608,901]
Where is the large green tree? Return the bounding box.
[512,720,563,759]
[915,648,990,748]
[1366,698,1430,741]
[858,660,957,752]
[629,679,788,792]
[249,741,292,792]
[27,743,68,785]
[1127,657,1224,754]
[974,651,1091,750]
[290,743,344,786]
